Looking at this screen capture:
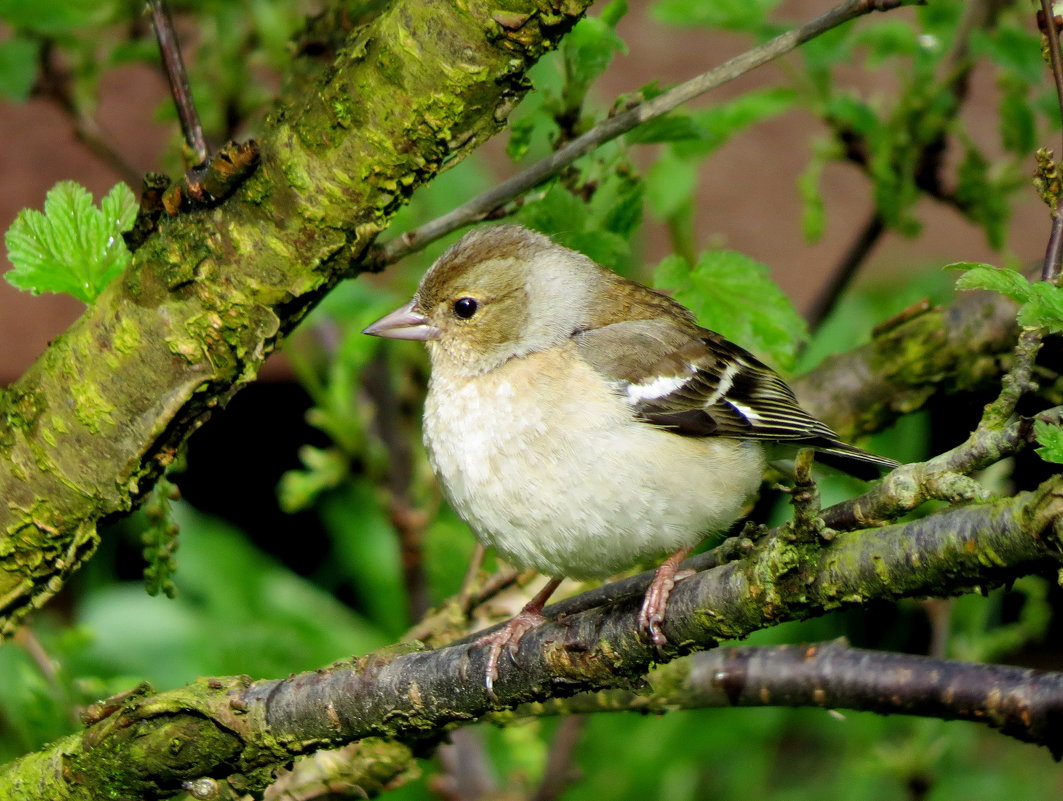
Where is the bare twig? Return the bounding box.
[363,350,431,622]
[531,716,586,801]
[149,0,208,165]
[34,41,142,186]
[433,729,496,801]
[820,406,1062,530]
[363,0,917,271]
[806,212,884,329]
[1038,0,1063,283]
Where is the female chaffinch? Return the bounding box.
[365,224,897,690]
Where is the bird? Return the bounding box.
[364,224,898,691]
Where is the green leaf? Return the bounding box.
[4,181,136,303]
[652,0,782,33]
[970,24,1045,85]
[849,19,921,65]
[1034,419,1063,464]
[0,0,117,35]
[598,174,644,239]
[1019,282,1063,334]
[675,88,796,158]
[797,138,838,243]
[0,36,38,101]
[654,250,807,371]
[949,263,1031,303]
[599,0,628,28]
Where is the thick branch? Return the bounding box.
[0,0,589,639]
[524,642,1063,757]
[790,290,1018,441]
[4,479,1058,798]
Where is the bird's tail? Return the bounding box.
[808,439,900,481]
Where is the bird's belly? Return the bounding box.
[423,355,764,579]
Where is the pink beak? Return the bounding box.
[363,300,441,341]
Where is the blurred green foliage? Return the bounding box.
[1,0,1062,798]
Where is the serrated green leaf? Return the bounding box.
[0,36,39,101]
[675,88,796,159]
[949,263,1031,303]
[1018,282,1063,334]
[4,181,136,303]
[565,230,630,272]
[652,0,782,33]
[599,176,644,238]
[1034,419,1063,464]
[0,0,117,35]
[849,19,921,65]
[654,250,807,370]
[797,142,831,243]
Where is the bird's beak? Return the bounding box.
[363,300,441,341]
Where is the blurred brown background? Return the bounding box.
[0,0,1048,384]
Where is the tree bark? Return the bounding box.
[0,0,589,639]
[2,478,1059,799]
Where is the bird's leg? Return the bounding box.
[477,576,563,694]
[638,546,696,646]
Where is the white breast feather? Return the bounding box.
[423,347,765,579]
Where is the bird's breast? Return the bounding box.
[423,347,765,579]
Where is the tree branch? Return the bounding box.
[0,0,590,640]
[4,478,1058,798]
[364,0,920,270]
[523,641,1063,758]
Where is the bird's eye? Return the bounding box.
[453,297,478,319]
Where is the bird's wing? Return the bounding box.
[574,319,899,476]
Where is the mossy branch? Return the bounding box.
[0,0,590,639]
[2,479,1059,799]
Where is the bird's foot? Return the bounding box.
[638,555,695,646]
[475,606,548,694]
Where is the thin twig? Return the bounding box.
[1039,0,1063,283]
[363,0,916,271]
[149,0,208,165]
[433,729,496,801]
[363,349,431,622]
[820,405,1062,530]
[806,212,885,329]
[33,41,142,186]
[530,716,586,801]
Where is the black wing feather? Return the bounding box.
[575,321,899,477]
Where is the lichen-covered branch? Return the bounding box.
[0,0,590,639]
[3,479,1058,799]
[791,291,1018,440]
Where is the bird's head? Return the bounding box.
[364,225,604,375]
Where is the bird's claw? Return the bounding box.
[638,566,695,648]
[474,607,547,694]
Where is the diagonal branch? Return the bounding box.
[365,0,921,270]
[0,0,590,640]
